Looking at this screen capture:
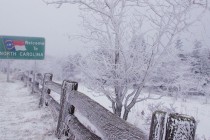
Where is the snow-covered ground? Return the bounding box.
[0,73,62,140]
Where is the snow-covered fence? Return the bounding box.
[22,72,146,140]
[149,111,196,140]
[21,71,197,140]
[38,73,100,139]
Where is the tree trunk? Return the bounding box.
[114,100,122,117]
[123,108,130,120]
[114,87,122,117]
[114,41,122,117]
[113,27,123,117]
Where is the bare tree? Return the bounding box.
[43,0,208,120]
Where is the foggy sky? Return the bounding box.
[0,0,83,57]
[0,0,210,57]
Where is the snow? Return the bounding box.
[0,73,63,140]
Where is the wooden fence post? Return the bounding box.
[34,82,39,92]
[39,73,53,107]
[56,80,78,139]
[165,113,196,140]
[36,73,43,87]
[149,111,196,140]
[149,111,167,140]
[28,70,33,87]
[32,71,36,94]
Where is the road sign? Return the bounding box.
[0,35,45,60]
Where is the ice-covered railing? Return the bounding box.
[21,71,197,140]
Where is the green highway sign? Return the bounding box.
[0,35,45,60]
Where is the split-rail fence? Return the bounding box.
[18,70,196,140]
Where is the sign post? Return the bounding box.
[0,35,45,82]
[6,60,10,82]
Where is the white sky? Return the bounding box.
[182,8,210,51]
[0,0,83,57]
[0,0,210,57]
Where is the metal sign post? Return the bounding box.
[6,60,10,82]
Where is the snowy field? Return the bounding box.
[0,73,64,140]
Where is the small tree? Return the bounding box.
[62,54,81,81]
[44,0,208,120]
[0,60,8,73]
[149,39,186,99]
[190,40,203,90]
[0,60,14,82]
[201,49,210,103]
[175,39,183,51]
[189,42,210,102]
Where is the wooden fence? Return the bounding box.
[20,71,197,140]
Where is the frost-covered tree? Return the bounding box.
[0,60,7,72]
[149,39,186,99]
[188,41,210,102]
[82,35,153,119]
[200,48,210,103]
[190,40,203,89]
[175,39,188,62]
[44,0,208,120]
[9,55,64,80]
[62,54,81,81]
[0,60,14,81]
[175,39,183,51]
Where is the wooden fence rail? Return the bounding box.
[19,71,196,140]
